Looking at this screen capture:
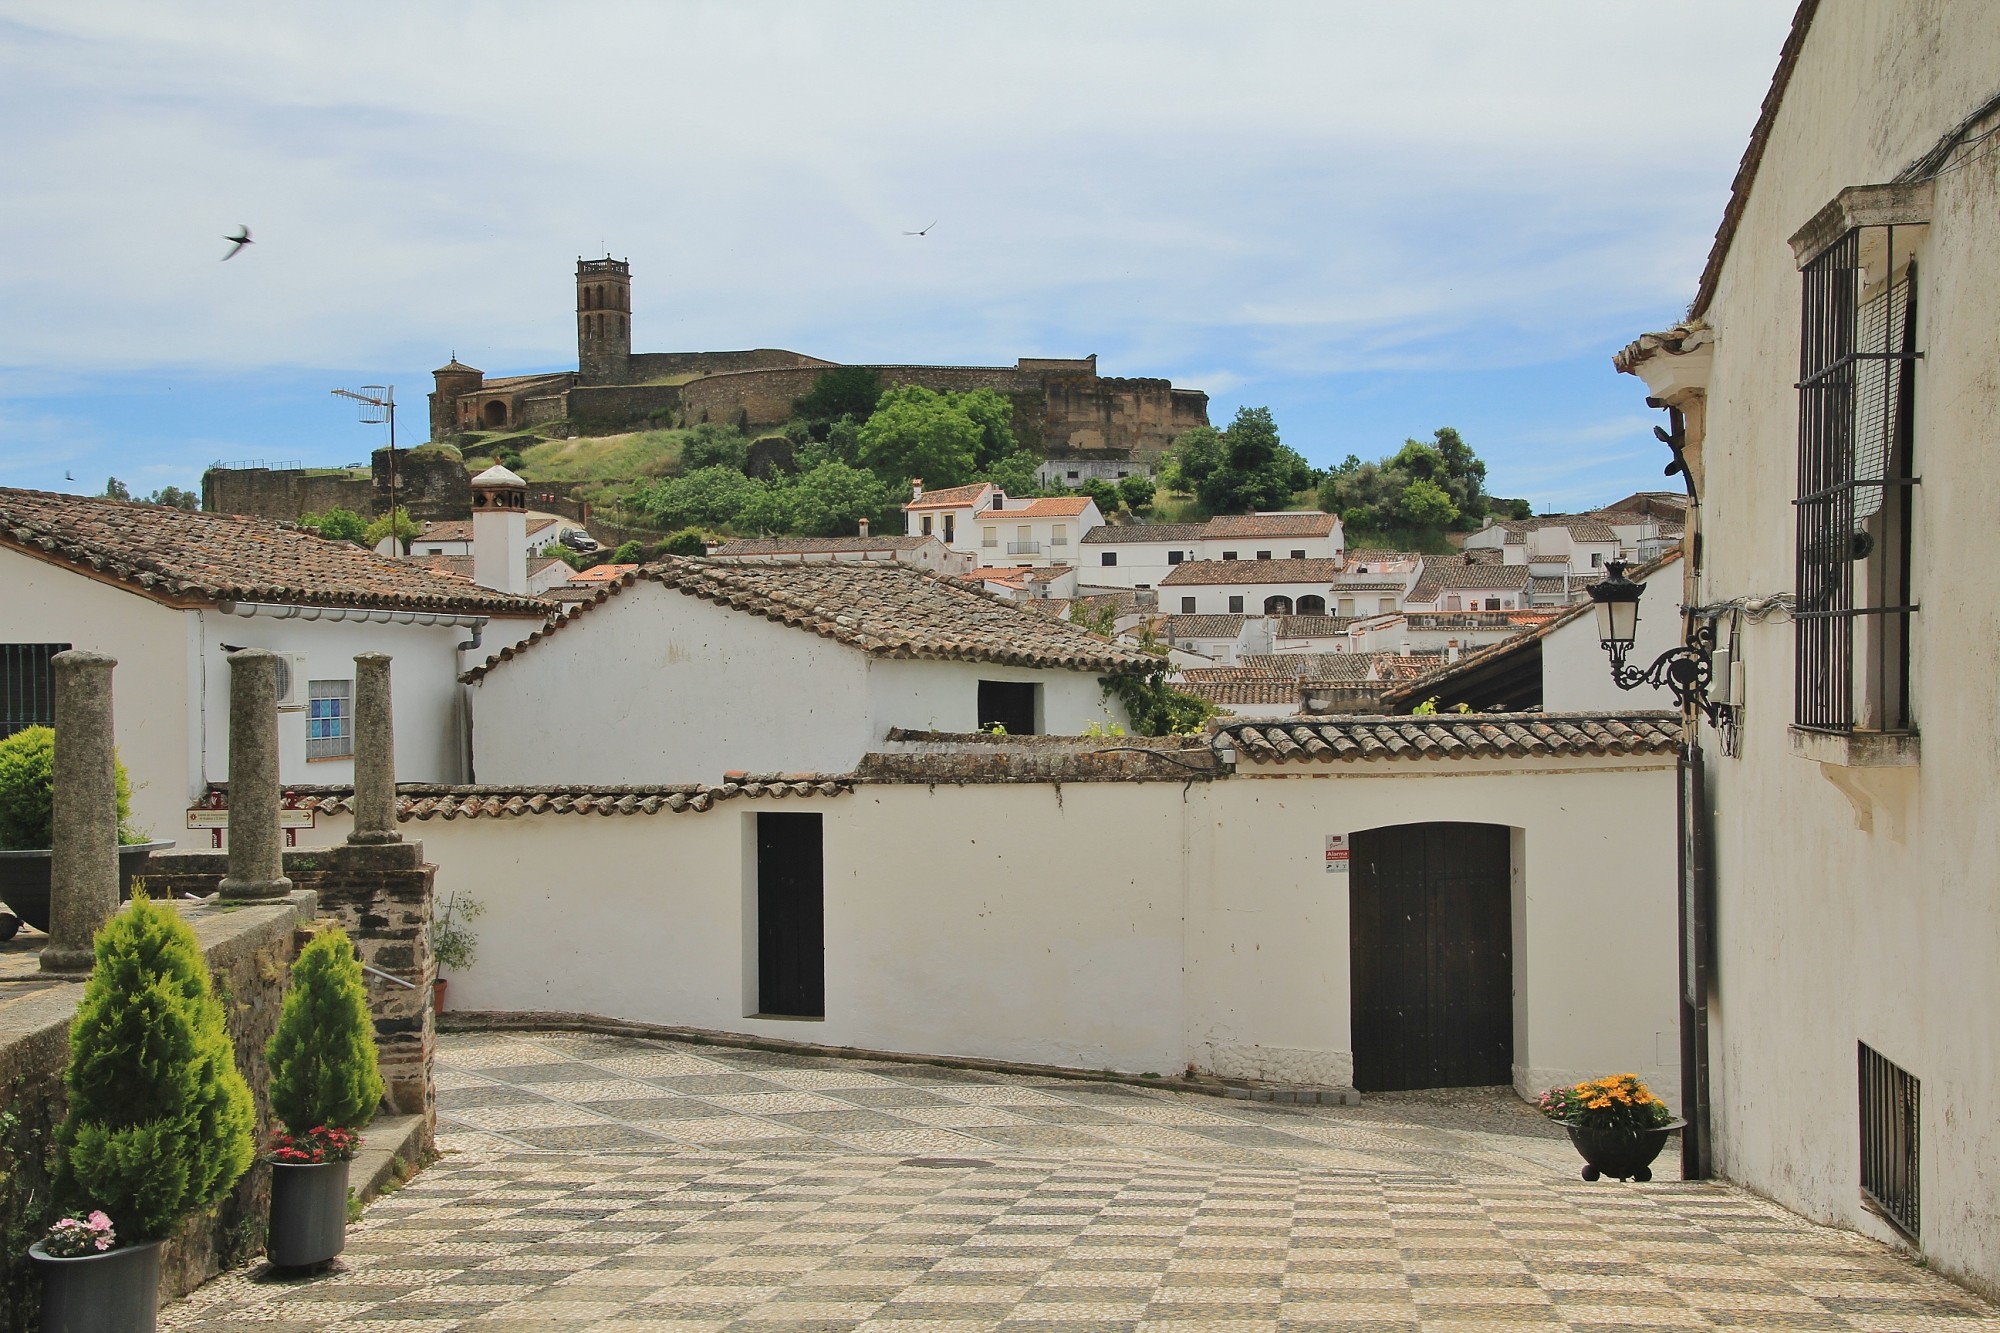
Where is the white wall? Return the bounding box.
[472,583,1131,783]
[1081,542,1197,590]
[1539,587,1685,712]
[308,754,1677,1102]
[0,549,194,842]
[1163,580,1335,617]
[1676,0,2000,1293]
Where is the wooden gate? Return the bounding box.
[1348,822,1513,1091]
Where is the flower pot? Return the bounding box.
[0,841,175,934]
[1565,1119,1685,1182]
[432,976,447,1015]
[267,1158,351,1269]
[30,1237,163,1333]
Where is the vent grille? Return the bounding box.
[1859,1043,1919,1238]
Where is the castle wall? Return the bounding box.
[373,447,472,523]
[1042,376,1208,457]
[202,467,374,519]
[568,384,685,433]
[627,349,834,380]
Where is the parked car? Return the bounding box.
[560,529,599,553]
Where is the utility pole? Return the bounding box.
[332,386,399,552]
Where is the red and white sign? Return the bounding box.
[1324,833,1349,873]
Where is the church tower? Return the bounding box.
[576,256,631,385]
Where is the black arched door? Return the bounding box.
[1349,822,1512,1091]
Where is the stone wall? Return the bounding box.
[150,845,438,1130]
[0,895,311,1329]
[374,447,470,524]
[202,467,374,520]
[627,349,833,380]
[568,384,686,433]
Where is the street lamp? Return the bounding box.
[1584,559,1719,722]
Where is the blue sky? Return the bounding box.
[0,1,1794,512]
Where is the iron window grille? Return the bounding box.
[1858,1042,1919,1238]
[306,679,354,760]
[1,643,69,738]
[1795,227,1920,732]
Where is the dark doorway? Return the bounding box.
[1296,595,1326,615]
[482,400,508,427]
[977,680,1038,735]
[1263,595,1293,615]
[757,812,824,1017]
[1349,822,1512,1091]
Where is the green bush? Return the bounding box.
[661,529,711,558]
[55,893,256,1240]
[266,927,384,1135]
[0,726,137,851]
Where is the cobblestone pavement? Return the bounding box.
[163,1030,2000,1331]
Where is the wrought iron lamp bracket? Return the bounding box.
[1604,620,1723,724]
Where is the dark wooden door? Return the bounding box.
[757,812,824,1017]
[1349,822,1512,1091]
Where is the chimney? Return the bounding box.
[1447,639,1461,663]
[469,464,530,595]
[858,517,870,539]
[909,478,923,500]
[1399,640,1412,656]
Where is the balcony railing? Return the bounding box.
[1007,541,1042,555]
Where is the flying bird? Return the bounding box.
[902,221,937,237]
[65,471,74,481]
[221,225,253,261]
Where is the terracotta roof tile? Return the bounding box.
[568,563,640,584]
[982,497,1091,519]
[1160,558,1342,587]
[903,483,993,510]
[1274,615,1354,638]
[1081,522,1208,545]
[0,487,552,617]
[710,536,935,556]
[253,779,854,820]
[1201,512,1339,539]
[1408,557,1534,604]
[1219,711,1683,764]
[466,557,1156,681]
[1160,614,1248,638]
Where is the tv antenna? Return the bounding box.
[331,385,400,551]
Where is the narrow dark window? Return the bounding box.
[920,515,932,536]
[1100,551,1117,566]
[1,643,69,738]
[1859,1043,1919,1238]
[1222,550,1237,561]
[1291,549,1306,560]
[942,514,955,543]
[757,813,824,1018]
[1166,551,1183,565]
[1257,550,1272,561]
[1181,596,1196,614]
[1228,595,1244,614]
[977,680,1038,735]
[1796,229,1920,732]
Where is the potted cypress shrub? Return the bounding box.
[263,926,384,1270]
[430,891,482,1014]
[0,725,171,935]
[32,891,257,1332]
[1537,1073,1683,1181]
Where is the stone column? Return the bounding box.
[217,649,292,902]
[348,652,401,845]
[40,651,119,975]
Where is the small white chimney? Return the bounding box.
[469,464,529,595]
[858,517,870,539]
[909,477,923,500]
[1399,640,1412,656]
[1447,639,1461,663]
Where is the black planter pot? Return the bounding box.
[1565,1119,1685,1182]
[267,1158,351,1269]
[30,1237,163,1333]
[0,841,174,934]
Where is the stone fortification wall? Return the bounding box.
[677,364,1046,445]
[203,467,374,520]
[627,349,833,380]
[568,384,685,433]
[1042,376,1208,457]
[374,448,470,523]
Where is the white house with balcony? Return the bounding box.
[1080,512,1343,591]
[1158,558,1343,617]
[971,496,1100,568]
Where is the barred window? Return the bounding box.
[1,643,69,738]
[307,679,353,760]
[1795,228,1919,732]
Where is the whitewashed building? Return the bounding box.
[468,558,1154,784]
[1611,0,2000,1294]
[707,533,971,575]
[1158,558,1343,617]
[1081,512,1344,591]
[0,487,552,839]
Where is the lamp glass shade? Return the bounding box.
[1595,597,1639,649]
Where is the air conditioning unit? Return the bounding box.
[273,652,311,711]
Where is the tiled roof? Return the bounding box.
[256,778,854,820]
[467,557,1157,681]
[1408,558,1534,604]
[1081,523,1208,545]
[417,517,556,543]
[903,483,992,510]
[1529,576,1581,598]
[711,536,934,556]
[1218,712,1683,764]
[1274,616,1353,639]
[568,563,640,584]
[1487,515,1621,544]
[1240,652,1378,681]
[1330,580,1407,592]
[0,487,553,617]
[1202,512,1339,538]
[1182,680,1305,707]
[1160,559,1342,587]
[412,552,563,581]
[983,497,1091,520]
[1160,615,1248,639]
[1342,549,1419,567]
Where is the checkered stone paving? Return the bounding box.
[161,1030,2000,1331]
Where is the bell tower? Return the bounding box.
[576,256,632,385]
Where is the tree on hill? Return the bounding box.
[364,506,420,555]
[856,386,984,490]
[679,422,750,472]
[1319,426,1508,546]
[793,366,885,429]
[742,461,896,537]
[630,465,764,530]
[1163,407,1312,515]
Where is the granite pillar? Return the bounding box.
[217,649,292,902]
[39,650,118,975]
[347,652,400,845]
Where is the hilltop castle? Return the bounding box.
[428,259,1210,482]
